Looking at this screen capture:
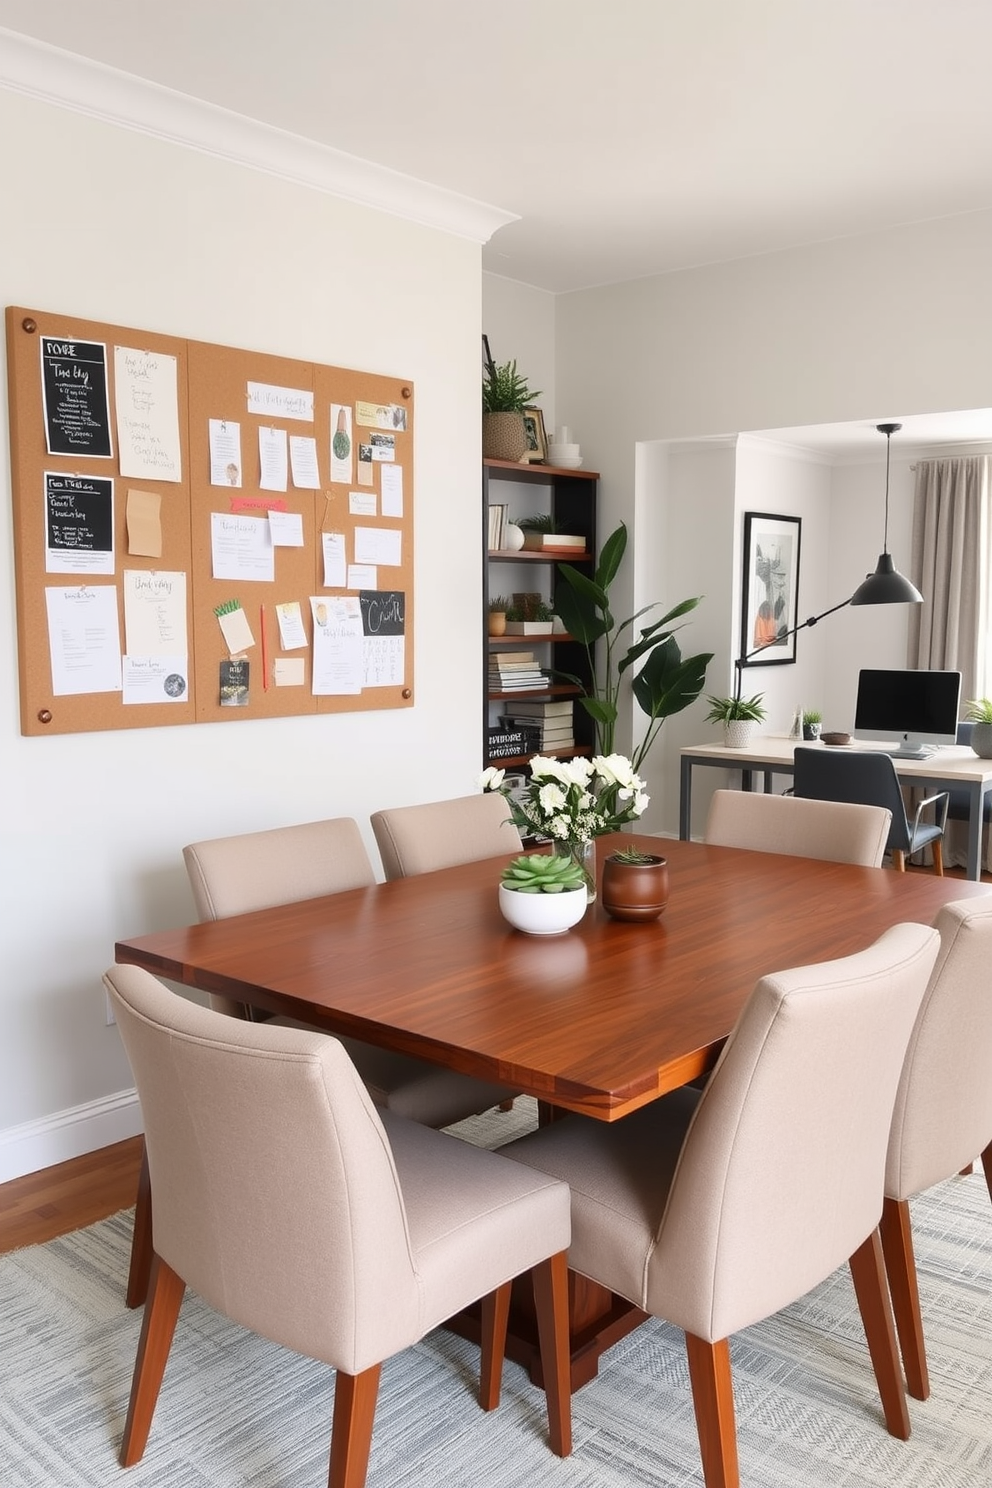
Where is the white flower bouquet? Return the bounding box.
[479,753,649,844]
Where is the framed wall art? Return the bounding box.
[740,511,802,666]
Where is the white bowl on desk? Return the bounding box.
[498,883,587,935]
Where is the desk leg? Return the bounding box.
[966,783,985,881]
[680,756,693,840]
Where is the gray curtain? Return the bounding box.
[909,456,992,867]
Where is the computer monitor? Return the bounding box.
[853,668,962,758]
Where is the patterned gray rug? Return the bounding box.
[3,1099,992,1487]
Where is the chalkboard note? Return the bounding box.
[41,335,113,457]
[360,589,405,688]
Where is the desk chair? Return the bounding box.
[947,721,992,825]
[105,964,572,1488]
[704,789,891,866]
[881,897,992,1402]
[125,818,514,1311]
[502,922,940,1488]
[793,746,949,874]
[371,792,522,881]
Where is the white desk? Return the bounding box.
[679,736,992,881]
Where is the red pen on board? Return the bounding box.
[260,604,269,691]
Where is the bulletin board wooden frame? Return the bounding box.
[5,307,414,736]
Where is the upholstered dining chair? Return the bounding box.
[881,897,992,1403]
[501,921,940,1488]
[126,817,514,1310]
[793,746,949,874]
[371,791,522,881]
[104,964,572,1488]
[704,788,891,866]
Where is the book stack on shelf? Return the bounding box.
[488,650,550,694]
[487,502,509,549]
[500,697,575,752]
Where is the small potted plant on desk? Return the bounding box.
[601,844,670,923]
[704,693,767,749]
[802,709,822,741]
[964,697,992,758]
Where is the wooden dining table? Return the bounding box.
[114,833,989,1387]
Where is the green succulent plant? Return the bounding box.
[500,853,585,894]
[704,694,767,724]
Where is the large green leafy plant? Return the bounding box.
[482,359,541,413]
[553,523,712,774]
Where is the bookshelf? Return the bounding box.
[483,458,598,770]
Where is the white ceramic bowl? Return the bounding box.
[498,883,587,936]
[547,442,580,459]
[551,456,583,469]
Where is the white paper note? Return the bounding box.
[310,596,362,695]
[209,419,243,486]
[363,635,405,688]
[380,464,404,517]
[123,570,187,656]
[268,510,305,547]
[349,490,377,517]
[122,656,188,704]
[274,656,306,686]
[217,605,255,656]
[258,426,288,491]
[347,564,377,590]
[275,600,308,650]
[289,434,320,488]
[354,526,401,566]
[45,585,122,695]
[322,531,347,588]
[246,382,314,421]
[114,347,182,482]
[211,513,274,583]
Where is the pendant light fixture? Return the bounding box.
[849,422,923,606]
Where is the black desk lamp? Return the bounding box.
[733,422,923,700]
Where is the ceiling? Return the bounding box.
[3,1,992,295]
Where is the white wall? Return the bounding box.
[553,210,992,836]
[0,88,485,1177]
[482,275,556,435]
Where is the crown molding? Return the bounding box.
[0,28,516,245]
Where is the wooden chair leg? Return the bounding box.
[980,1142,992,1205]
[328,1364,381,1488]
[879,1196,930,1401]
[931,839,944,876]
[959,1163,974,1177]
[684,1333,739,1488]
[126,1141,153,1310]
[479,1281,511,1411]
[119,1253,186,1466]
[891,850,906,872]
[497,1098,515,1112]
[848,1229,911,1438]
[531,1250,573,1458]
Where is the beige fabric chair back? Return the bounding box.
[704,789,891,867]
[648,921,939,1342]
[184,816,375,921]
[371,792,522,880]
[106,961,419,1374]
[887,897,992,1200]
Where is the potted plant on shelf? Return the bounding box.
[517,513,585,553]
[505,598,556,635]
[704,693,767,750]
[488,595,509,637]
[964,697,992,758]
[802,709,823,741]
[601,844,670,923]
[497,853,588,936]
[482,358,542,463]
[553,522,712,774]
[480,753,649,904]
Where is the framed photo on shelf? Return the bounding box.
[522,406,548,463]
[740,511,802,667]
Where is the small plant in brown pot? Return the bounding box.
[601,844,670,923]
[488,595,509,637]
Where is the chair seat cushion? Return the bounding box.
[381,1110,570,1335]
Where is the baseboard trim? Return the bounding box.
[0,1088,142,1184]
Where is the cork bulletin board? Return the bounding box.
[5,306,415,736]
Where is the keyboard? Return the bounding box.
[883,744,938,761]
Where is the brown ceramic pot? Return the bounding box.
[601,853,669,922]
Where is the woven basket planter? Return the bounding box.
[483,411,528,462]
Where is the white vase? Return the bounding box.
[498,883,588,936]
[724,720,758,750]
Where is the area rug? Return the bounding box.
[3,1101,992,1487]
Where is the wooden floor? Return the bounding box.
[1,861,985,1256]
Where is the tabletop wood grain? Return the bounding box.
[115,835,989,1120]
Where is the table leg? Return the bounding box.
[966,782,985,881]
[680,755,693,840]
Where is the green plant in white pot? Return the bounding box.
[497,853,588,935]
[482,359,541,462]
[704,693,767,749]
[964,698,992,758]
